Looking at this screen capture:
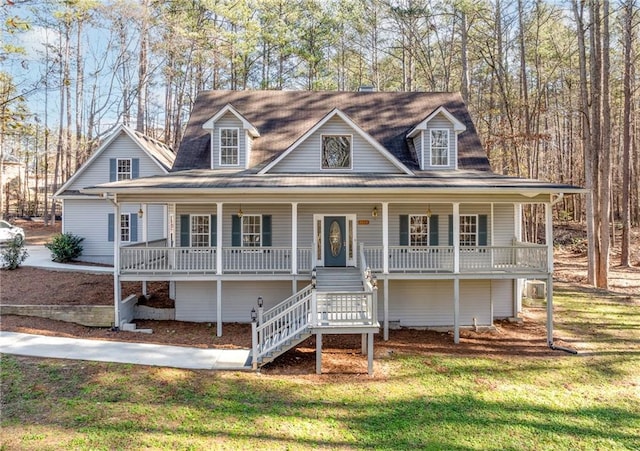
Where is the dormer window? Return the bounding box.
[322,135,351,170]
[117,158,132,180]
[220,128,239,166]
[430,129,449,166]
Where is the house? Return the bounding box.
[55,125,175,264]
[84,91,582,373]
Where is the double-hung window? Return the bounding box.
[459,215,478,246]
[409,215,430,246]
[242,215,261,247]
[430,129,449,166]
[190,215,210,247]
[120,213,131,242]
[117,158,132,180]
[220,128,239,166]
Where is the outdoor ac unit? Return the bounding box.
[526,280,546,299]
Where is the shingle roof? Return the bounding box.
[85,169,584,194]
[130,128,175,171]
[174,91,490,172]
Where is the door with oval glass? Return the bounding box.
[324,216,346,266]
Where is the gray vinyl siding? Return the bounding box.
[491,279,514,318]
[67,131,165,191]
[386,279,493,327]
[387,280,454,326]
[412,134,423,168]
[297,204,382,249]
[492,204,515,245]
[423,113,456,170]
[270,116,402,173]
[174,281,293,322]
[175,204,292,247]
[211,113,246,169]
[63,199,166,264]
[146,204,166,241]
[388,204,451,246]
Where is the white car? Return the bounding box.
[0,220,25,245]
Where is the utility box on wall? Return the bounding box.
[526,280,547,299]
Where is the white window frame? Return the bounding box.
[219,127,240,166]
[190,214,210,247]
[120,213,131,243]
[321,134,353,170]
[409,214,430,247]
[242,214,262,247]
[117,158,132,181]
[459,214,478,247]
[430,129,450,167]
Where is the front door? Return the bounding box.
[324,216,346,267]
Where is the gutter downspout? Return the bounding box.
[546,194,577,355]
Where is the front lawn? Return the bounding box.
[1,285,639,450]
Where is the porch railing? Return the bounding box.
[120,243,548,275]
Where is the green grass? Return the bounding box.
[2,286,639,450]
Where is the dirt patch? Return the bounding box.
[11,218,61,246]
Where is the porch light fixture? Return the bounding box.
[426,204,432,218]
[138,206,144,218]
[372,206,378,218]
[257,296,263,308]
[237,206,243,218]
[251,308,257,322]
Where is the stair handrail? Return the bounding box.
[252,284,314,369]
[359,242,376,292]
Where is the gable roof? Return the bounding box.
[406,105,467,138]
[173,91,490,172]
[202,103,260,137]
[55,125,175,198]
[259,108,412,174]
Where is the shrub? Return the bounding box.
[45,233,84,263]
[0,236,29,270]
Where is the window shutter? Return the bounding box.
[478,215,488,246]
[180,215,190,246]
[210,215,217,247]
[132,158,140,178]
[108,213,115,242]
[399,215,408,246]
[448,215,453,246]
[262,215,272,247]
[232,215,241,246]
[429,215,439,246]
[130,214,138,242]
[109,159,116,182]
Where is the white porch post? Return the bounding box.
[216,202,223,337]
[141,204,148,297]
[216,279,222,337]
[316,333,322,375]
[291,202,298,275]
[367,332,374,376]
[545,202,554,346]
[382,202,389,274]
[453,202,460,344]
[216,203,223,275]
[383,278,389,341]
[514,203,523,314]
[453,202,460,273]
[113,199,121,328]
[453,278,460,344]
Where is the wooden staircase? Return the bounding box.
[315,267,364,292]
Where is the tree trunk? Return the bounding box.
[620,0,634,267]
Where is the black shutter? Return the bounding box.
[132,158,140,178]
[448,215,453,246]
[262,215,272,247]
[399,215,408,245]
[478,215,488,246]
[109,159,116,182]
[429,215,439,246]
[130,214,138,242]
[180,215,190,246]
[232,215,241,246]
[210,215,217,247]
[108,213,115,242]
